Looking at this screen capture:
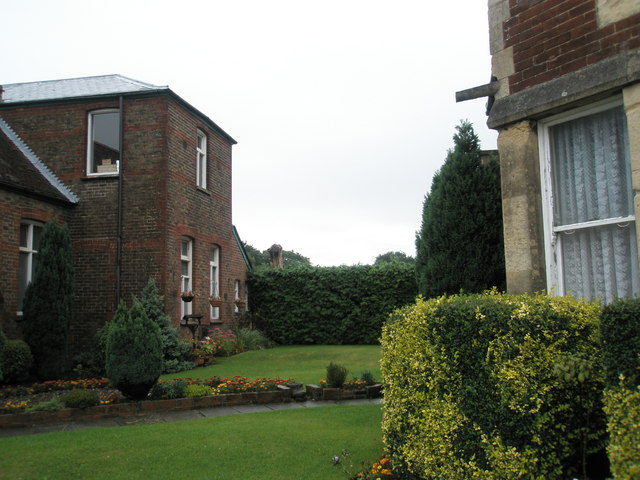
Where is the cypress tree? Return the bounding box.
[22,220,74,379]
[105,300,163,400]
[0,326,6,382]
[415,121,505,297]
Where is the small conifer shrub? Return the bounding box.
[326,362,349,388]
[105,301,163,400]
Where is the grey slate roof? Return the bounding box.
[0,74,169,104]
[0,116,78,204]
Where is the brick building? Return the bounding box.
[0,75,251,354]
[460,0,640,303]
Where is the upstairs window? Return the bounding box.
[180,237,193,317]
[539,99,640,303]
[18,221,43,313]
[196,129,207,189]
[87,109,120,175]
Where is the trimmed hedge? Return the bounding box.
[381,292,606,480]
[248,263,417,345]
[601,298,640,479]
[601,298,640,389]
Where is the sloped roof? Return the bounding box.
[0,74,236,144]
[0,74,168,104]
[0,116,78,205]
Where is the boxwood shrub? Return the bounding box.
[248,263,417,344]
[1,339,33,384]
[381,291,606,479]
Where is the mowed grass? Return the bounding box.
[0,404,383,480]
[0,346,385,479]
[162,345,382,385]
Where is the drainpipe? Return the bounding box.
[115,95,124,304]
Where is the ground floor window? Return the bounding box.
[210,245,220,321]
[539,98,640,303]
[180,237,193,317]
[18,221,43,313]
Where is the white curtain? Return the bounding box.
[550,106,640,303]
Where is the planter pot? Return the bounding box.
[181,295,194,303]
[321,388,342,400]
[194,357,205,366]
[209,299,223,307]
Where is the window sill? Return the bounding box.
[196,186,211,196]
[82,173,119,180]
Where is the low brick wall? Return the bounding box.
[0,390,286,429]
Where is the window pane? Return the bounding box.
[32,225,42,251]
[561,223,640,304]
[91,111,120,173]
[181,240,189,257]
[551,106,632,225]
[181,260,189,277]
[18,252,29,309]
[19,224,28,248]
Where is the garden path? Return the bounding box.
[0,397,382,438]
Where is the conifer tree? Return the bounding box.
[22,220,74,379]
[415,121,505,297]
[137,277,193,373]
[105,300,163,400]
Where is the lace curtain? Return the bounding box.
[550,105,639,303]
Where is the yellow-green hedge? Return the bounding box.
[604,386,640,479]
[381,291,606,479]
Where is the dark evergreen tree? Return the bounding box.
[0,326,6,382]
[22,220,74,379]
[105,300,163,400]
[374,251,415,266]
[137,277,193,373]
[415,121,505,297]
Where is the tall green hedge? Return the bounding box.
[248,263,417,344]
[381,292,606,479]
[601,298,640,479]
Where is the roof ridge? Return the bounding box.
[3,74,166,90]
[0,116,79,204]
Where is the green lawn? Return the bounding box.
[0,404,383,480]
[0,345,385,479]
[162,345,382,385]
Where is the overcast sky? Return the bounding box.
[2,0,497,266]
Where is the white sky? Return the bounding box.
[2,0,497,266]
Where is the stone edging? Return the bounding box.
[0,384,384,429]
[0,389,287,429]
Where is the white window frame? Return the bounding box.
[538,97,636,299]
[234,279,240,312]
[180,237,193,317]
[210,245,220,321]
[196,129,207,189]
[18,220,43,314]
[87,109,120,176]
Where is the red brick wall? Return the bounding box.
[504,0,640,93]
[1,92,247,354]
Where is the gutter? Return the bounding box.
[116,95,124,304]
